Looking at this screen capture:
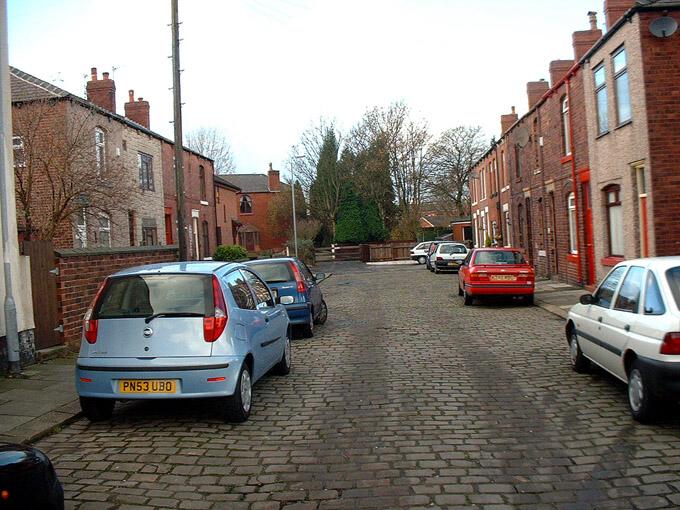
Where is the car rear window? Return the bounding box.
[247,262,294,283]
[666,267,680,310]
[440,244,466,254]
[94,274,213,319]
[474,251,526,265]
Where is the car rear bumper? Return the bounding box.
[75,356,243,399]
[283,302,311,325]
[636,356,680,398]
[435,261,462,270]
[464,283,534,296]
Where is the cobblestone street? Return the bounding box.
[37,263,680,509]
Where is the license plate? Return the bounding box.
[490,275,517,281]
[119,380,177,394]
[448,261,458,266]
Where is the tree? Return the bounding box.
[268,180,307,237]
[352,135,396,230]
[425,126,487,216]
[308,129,345,240]
[289,118,341,194]
[12,99,132,241]
[185,127,236,174]
[334,184,388,244]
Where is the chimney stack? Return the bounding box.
[86,67,116,113]
[549,60,575,87]
[501,106,519,135]
[124,89,150,129]
[527,80,550,109]
[268,163,280,192]
[572,12,602,61]
[605,0,635,30]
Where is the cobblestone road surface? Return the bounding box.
[37,263,680,509]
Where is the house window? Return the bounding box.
[517,203,525,248]
[75,209,87,248]
[480,169,486,199]
[562,96,571,156]
[500,150,506,188]
[142,218,158,246]
[605,184,624,256]
[199,165,207,201]
[532,118,540,169]
[613,47,631,125]
[504,209,512,246]
[128,211,136,246]
[202,220,210,258]
[95,127,105,175]
[567,192,577,254]
[97,214,111,247]
[12,136,25,168]
[514,145,521,178]
[240,194,253,214]
[138,152,154,191]
[594,64,608,135]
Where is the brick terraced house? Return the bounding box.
[470,0,680,286]
[213,175,242,247]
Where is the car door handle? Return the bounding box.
[624,324,630,332]
[264,317,269,323]
[597,316,603,323]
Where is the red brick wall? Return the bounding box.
[237,191,287,251]
[639,10,680,257]
[161,142,217,259]
[215,182,240,246]
[55,246,179,347]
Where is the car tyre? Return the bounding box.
[418,256,427,265]
[569,330,590,373]
[463,289,473,306]
[525,294,534,306]
[433,266,439,274]
[273,331,292,376]
[302,310,314,338]
[314,299,328,325]
[225,363,252,422]
[458,284,464,296]
[628,360,660,423]
[80,397,114,422]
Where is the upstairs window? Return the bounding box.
[97,214,111,247]
[480,168,486,199]
[95,128,105,174]
[12,136,25,168]
[199,165,207,201]
[138,152,154,191]
[562,96,571,156]
[613,47,631,125]
[594,64,608,135]
[240,194,253,214]
[514,145,521,178]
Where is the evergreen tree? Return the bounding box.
[309,129,343,243]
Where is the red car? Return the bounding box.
[458,248,535,306]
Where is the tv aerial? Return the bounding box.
[516,126,530,148]
[649,16,678,38]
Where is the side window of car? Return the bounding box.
[223,271,256,310]
[462,251,473,266]
[614,266,644,313]
[241,270,274,308]
[594,266,626,309]
[644,271,666,315]
[299,261,314,282]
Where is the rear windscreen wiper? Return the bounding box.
[145,312,204,323]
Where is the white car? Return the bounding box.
[566,257,680,422]
[430,243,468,273]
[410,242,431,265]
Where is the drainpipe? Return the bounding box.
[493,144,504,246]
[566,76,584,285]
[536,107,552,279]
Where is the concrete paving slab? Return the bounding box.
[0,414,34,433]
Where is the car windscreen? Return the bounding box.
[666,267,680,310]
[439,244,466,255]
[94,274,213,319]
[474,251,526,265]
[247,262,294,283]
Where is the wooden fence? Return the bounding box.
[321,241,416,263]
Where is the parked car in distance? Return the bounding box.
[245,257,327,338]
[431,242,468,273]
[0,443,64,510]
[75,262,291,423]
[425,241,444,271]
[410,242,431,264]
[566,257,680,423]
[458,248,535,305]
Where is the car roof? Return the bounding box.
[113,261,243,277]
[472,247,521,252]
[617,256,680,271]
[244,257,296,265]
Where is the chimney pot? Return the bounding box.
[511,106,516,114]
[588,11,598,30]
[138,97,143,101]
[128,89,134,102]
[102,72,109,80]
[86,66,116,112]
[90,67,97,80]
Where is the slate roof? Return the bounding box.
[225,174,290,193]
[213,174,241,191]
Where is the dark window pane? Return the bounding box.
[473,250,526,265]
[666,267,680,311]
[614,266,644,313]
[224,271,255,310]
[594,266,626,308]
[644,272,666,315]
[241,270,274,307]
[248,262,294,283]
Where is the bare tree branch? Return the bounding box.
[185,127,236,174]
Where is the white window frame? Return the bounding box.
[568,192,577,254]
[98,214,111,248]
[594,64,609,135]
[95,127,105,175]
[75,209,87,248]
[613,46,631,125]
[562,96,571,156]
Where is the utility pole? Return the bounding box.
[0,0,21,375]
[171,0,187,261]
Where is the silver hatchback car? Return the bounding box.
[75,262,291,423]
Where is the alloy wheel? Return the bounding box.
[241,370,252,413]
[628,369,644,413]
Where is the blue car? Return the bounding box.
[245,258,328,337]
[75,262,291,423]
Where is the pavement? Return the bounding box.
[534,278,586,319]
[21,263,680,509]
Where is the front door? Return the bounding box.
[24,241,62,350]
[582,181,596,286]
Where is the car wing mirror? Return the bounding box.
[579,294,596,305]
[315,272,330,283]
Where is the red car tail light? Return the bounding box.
[436,256,443,261]
[660,332,680,355]
[83,278,109,344]
[204,275,228,342]
[470,271,488,281]
[290,262,307,294]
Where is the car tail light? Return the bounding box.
[83,278,109,344]
[470,271,488,281]
[290,262,306,294]
[660,332,680,355]
[204,275,228,342]
[436,256,443,261]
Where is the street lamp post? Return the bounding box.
[290,155,305,258]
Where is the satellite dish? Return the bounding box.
[516,126,530,148]
[650,16,678,38]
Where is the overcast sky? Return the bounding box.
[9,0,601,174]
